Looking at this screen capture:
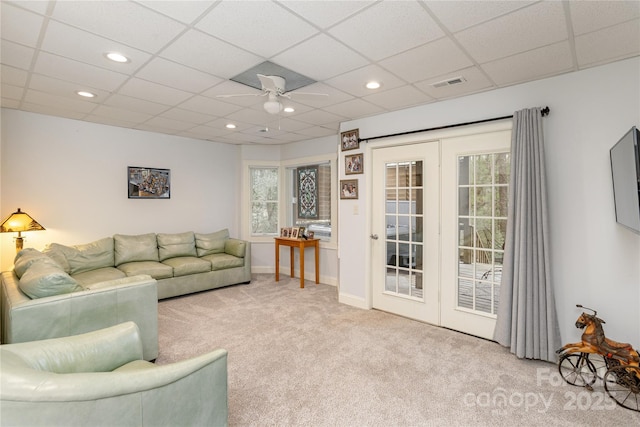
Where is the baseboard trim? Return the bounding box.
[338,292,369,310]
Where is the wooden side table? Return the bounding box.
[274,237,320,288]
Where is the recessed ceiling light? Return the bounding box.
[283,107,295,113]
[225,123,236,129]
[366,81,381,90]
[76,91,96,98]
[105,52,129,63]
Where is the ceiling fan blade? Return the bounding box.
[286,91,329,100]
[257,74,279,92]
[216,93,264,99]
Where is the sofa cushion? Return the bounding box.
[72,267,127,287]
[224,239,246,258]
[42,243,72,273]
[64,238,115,275]
[201,253,244,271]
[195,229,229,257]
[18,260,82,299]
[117,261,173,280]
[114,234,159,266]
[14,248,61,278]
[157,232,197,261]
[162,257,211,277]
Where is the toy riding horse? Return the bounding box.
[556,305,639,366]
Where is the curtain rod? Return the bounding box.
[359,106,550,143]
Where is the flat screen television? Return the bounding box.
[610,126,640,234]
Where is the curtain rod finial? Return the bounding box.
[541,106,550,117]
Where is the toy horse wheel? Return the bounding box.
[558,353,597,387]
[603,365,640,412]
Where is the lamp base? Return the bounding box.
[15,236,23,253]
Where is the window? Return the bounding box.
[249,166,279,236]
[286,161,333,241]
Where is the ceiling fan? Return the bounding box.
[217,74,328,114]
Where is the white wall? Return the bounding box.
[338,57,640,346]
[1,109,241,271]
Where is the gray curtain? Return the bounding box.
[493,107,561,362]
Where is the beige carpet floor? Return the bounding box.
[156,274,640,426]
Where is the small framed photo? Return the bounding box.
[345,153,363,175]
[280,228,288,237]
[128,166,170,199]
[298,226,306,238]
[340,179,358,200]
[341,129,359,151]
[291,227,299,239]
[307,231,315,239]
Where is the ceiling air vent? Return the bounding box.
[431,76,466,88]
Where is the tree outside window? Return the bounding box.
[250,167,278,235]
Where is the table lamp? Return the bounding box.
[0,208,46,253]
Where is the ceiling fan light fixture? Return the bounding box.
[264,100,283,114]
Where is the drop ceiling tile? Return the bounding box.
[103,94,169,116]
[40,21,152,74]
[293,109,346,126]
[160,29,263,79]
[415,66,494,100]
[482,41,574,86]
[51,1,186,53]
[135,0,213,25]
[4,0,49,15]
[454,1,567,64]
[139,116,196,132]
[569,0,640,36]
[159,107,215,125]
[363,85,435,111]
[1,98,20,109]
[21,101,88,120]
[1,40,35,70]
[179,96,243,117]
[202,81,263,106]
[279,0,375,28]
[2,83,24,100]
[135,57,222,93]
[1,64,28,86]
[90,104,154,123]
[29,74,109,100]
[329,1,444,61]
[325,65,406,97]
[1,3,44,47]
[272,34,368,81]
[275,117,314,132]
[379,37,474,83]
[288,82,354,108]
[295,125,339,138]
[195,1,318,58]
[33,52,129,91]
[118,77,193,106]
[424,0,536,33]
[575,19,640,67]
[84,114,140,129]
[225,107,274,125]
[24,89,97,113]
[322,98,385,119]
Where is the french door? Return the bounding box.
[370,124,511,339]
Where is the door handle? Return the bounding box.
[370,234,379,240]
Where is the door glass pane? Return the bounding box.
[456,151,509,316]
[384,160,424,300]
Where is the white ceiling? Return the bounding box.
[2,0,639,145]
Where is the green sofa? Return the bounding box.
[0,229,250,358]
[0,322,228,427]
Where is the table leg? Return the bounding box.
[275,241,280,281]
[299,241,305,288]
[315,241,319,284]
[289,247,294,278]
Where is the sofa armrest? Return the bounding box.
[224,238,247,258]
[1,271,159,360]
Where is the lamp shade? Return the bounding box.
[0,208,45,233]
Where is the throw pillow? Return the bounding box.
[157,231,197,261]
[18,260,82,299]
[195,229,229,257]
[114,233,159,266]
[14,248,61,278]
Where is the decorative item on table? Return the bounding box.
[307,231,315,239]
[298,227,306,239]
[290,227,299,239]
[0,208,46,253]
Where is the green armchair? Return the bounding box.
[0,322,228,426]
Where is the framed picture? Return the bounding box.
[128,167,170,199]
[307,231,315,239]
[298,227,306,238]
[291,227,299,239]
[341,129,359,151]
[345,153,363,175]
[340,179,358,199]
[280,228,288,237]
